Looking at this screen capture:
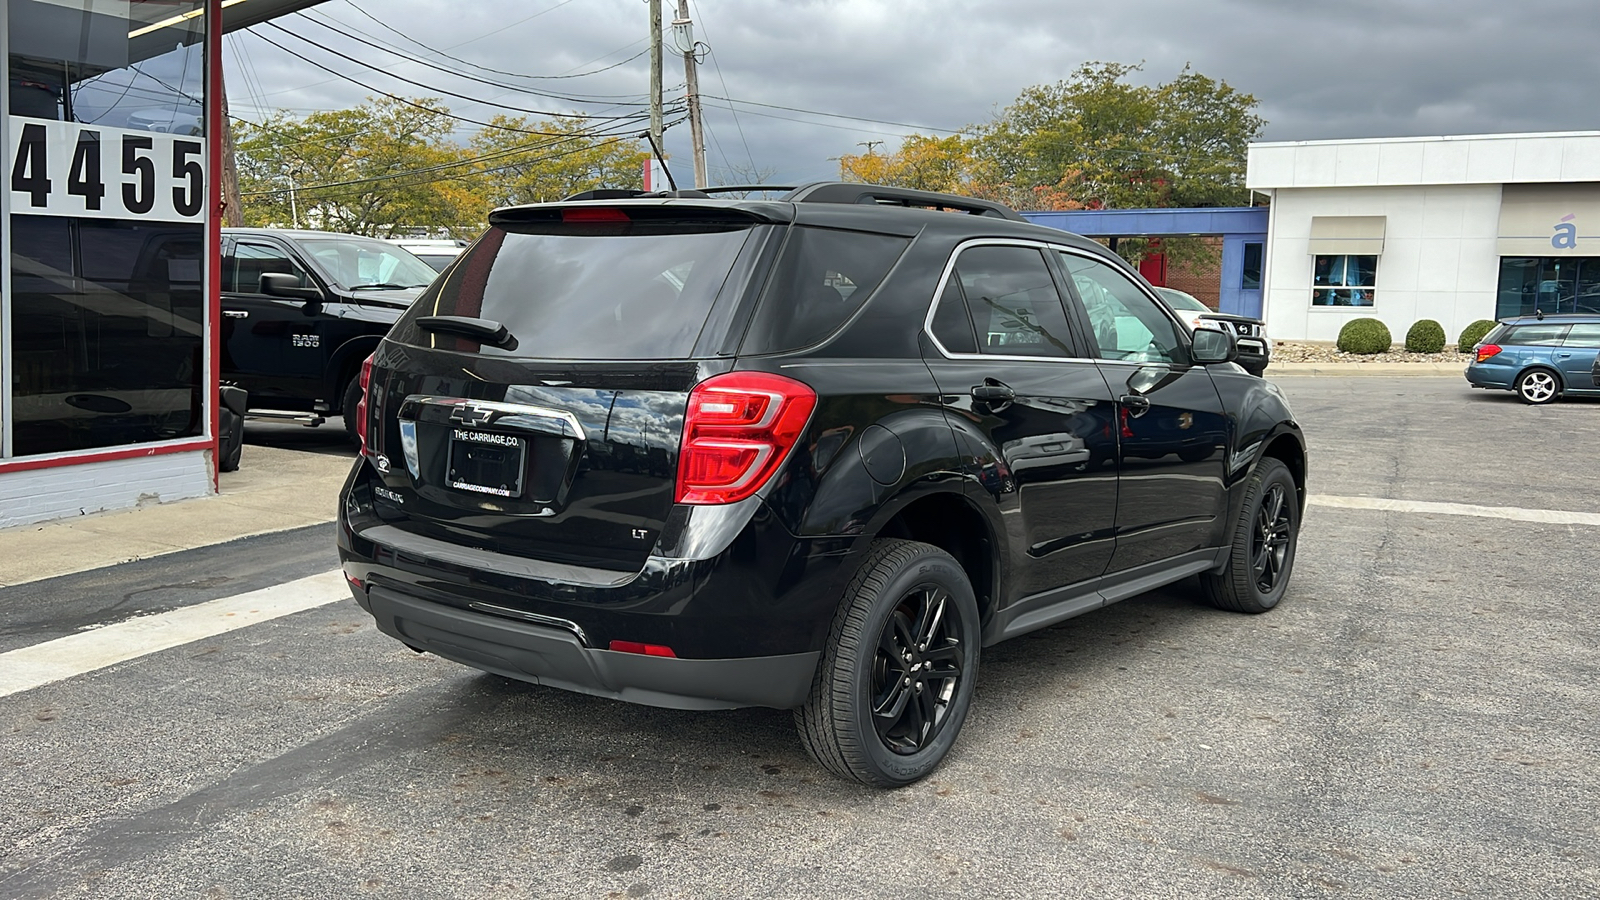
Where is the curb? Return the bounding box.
[1266,362,1468,377]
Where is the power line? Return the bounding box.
[689,0,755,174]
[701,95,962,135]
[340,0,645,83]
[295,9,655,106]
[252,30,683,137]
[261,21,648,120]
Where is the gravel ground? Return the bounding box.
[1272,341,1470,364]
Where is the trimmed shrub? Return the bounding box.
[1336,318,1392,355]
[1457,319,1496,352]
[1405,319,1446,353]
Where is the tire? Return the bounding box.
[1201,457,1299,614]
[795,539,981,788]
[1514,368,1560,405]
[218,405,244,472]
[341,375,364,445]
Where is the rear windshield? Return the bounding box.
[740,226,910,354]
[391,221,755,359]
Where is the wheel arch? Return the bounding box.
[1259,428,1307,512]
[324,335,383,404]
[1516,363,1566,391]
[864,488,1002,626]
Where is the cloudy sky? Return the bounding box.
[225,0,1600,186]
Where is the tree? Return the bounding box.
[236,97,480,236]
[468,114,648,208]
[836,63,1263,214]
[838,134,976,195]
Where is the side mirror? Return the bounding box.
[259,272,324,304]
[1191,326,1238,365]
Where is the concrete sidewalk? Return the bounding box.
[1267,360,1468,376]
[0,444,351,588]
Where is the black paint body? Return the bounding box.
[337,196,1307,710]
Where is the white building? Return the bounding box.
[1247,131,1600,342]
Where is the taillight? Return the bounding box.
[1476,344,1502,363]
[355,355,375,455]
[675,372,817,505]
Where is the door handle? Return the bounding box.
[971,381,1015,404]
[223,310,249,318]
[1120,394,1151,416]
[1555,352,1572,358]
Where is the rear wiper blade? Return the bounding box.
[415,315,518,350]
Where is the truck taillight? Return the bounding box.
[356,355,374,456]
[1476,344,1502,363]
[675,372,817,505]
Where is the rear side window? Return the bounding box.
[947,245,1078,358]
[392,221,755,359]
[1504,324,1571,346]
[740,227,909,354]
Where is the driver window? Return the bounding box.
[233,243,309,295]
[1059,252,1189,365]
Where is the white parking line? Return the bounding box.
[0,570,348,699]
[1311,495,1600,527]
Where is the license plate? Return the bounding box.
[447,429,526,498]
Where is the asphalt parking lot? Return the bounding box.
[2,376,1596,899]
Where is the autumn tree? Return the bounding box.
[236,97,480,236]
[469,114,648,208]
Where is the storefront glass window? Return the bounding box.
[6,0,207,456]
[1496,257,1600,319]
[1312,254,1377,307]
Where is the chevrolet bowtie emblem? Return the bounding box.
[450,403,496,427]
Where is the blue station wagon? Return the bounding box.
[1465,314,1600,404]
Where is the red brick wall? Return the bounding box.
[1164,237,1224,309]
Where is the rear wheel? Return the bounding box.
[796,539,980,787]
[1201,457,1299,613]
[1515,368,1560,405]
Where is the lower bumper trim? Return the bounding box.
[366,586,820,711]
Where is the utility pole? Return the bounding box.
[674,0,708,188]
[648,0,664,179]
[857,140,884,155]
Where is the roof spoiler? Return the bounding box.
[557,181,1024,221]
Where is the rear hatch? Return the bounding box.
[363,203,785,573]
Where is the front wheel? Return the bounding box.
[1201,457,1299,613]
[1515,368,1560,405]
[796,539,980,787]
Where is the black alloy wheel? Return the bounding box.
[1251,481,1293,594]
[870,584,965,755]
[1201,456,1299,614]
[797,539,981,787]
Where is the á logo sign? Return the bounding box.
[1552,214,1578,250]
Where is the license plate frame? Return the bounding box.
[446,428,527,498]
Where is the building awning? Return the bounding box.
[1498,183,1600,257]
[1309,216,1386,255]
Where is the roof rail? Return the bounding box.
[783,182,1025,222]
[697,184,798,195]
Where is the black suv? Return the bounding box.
[338,184,1307,786]
[221,229,439,439]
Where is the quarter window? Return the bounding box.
[940,245,1077,357]
[1504,324,1571,346]
[1058,252,1189,365]
[1312,254,1377,307]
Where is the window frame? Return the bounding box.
[230,239,314,297]
[921,238,1096,363]
[1311,254,1379,308]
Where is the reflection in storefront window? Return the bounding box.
[1496,257,1600,319]
[6,0,208,456]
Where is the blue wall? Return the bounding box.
[1021,207,1269,317]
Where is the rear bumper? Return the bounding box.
[358,584,818,710]
[1465,363,1513,389]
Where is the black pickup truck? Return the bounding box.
[220,229,440,441]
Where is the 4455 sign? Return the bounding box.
[8,116,206,223]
